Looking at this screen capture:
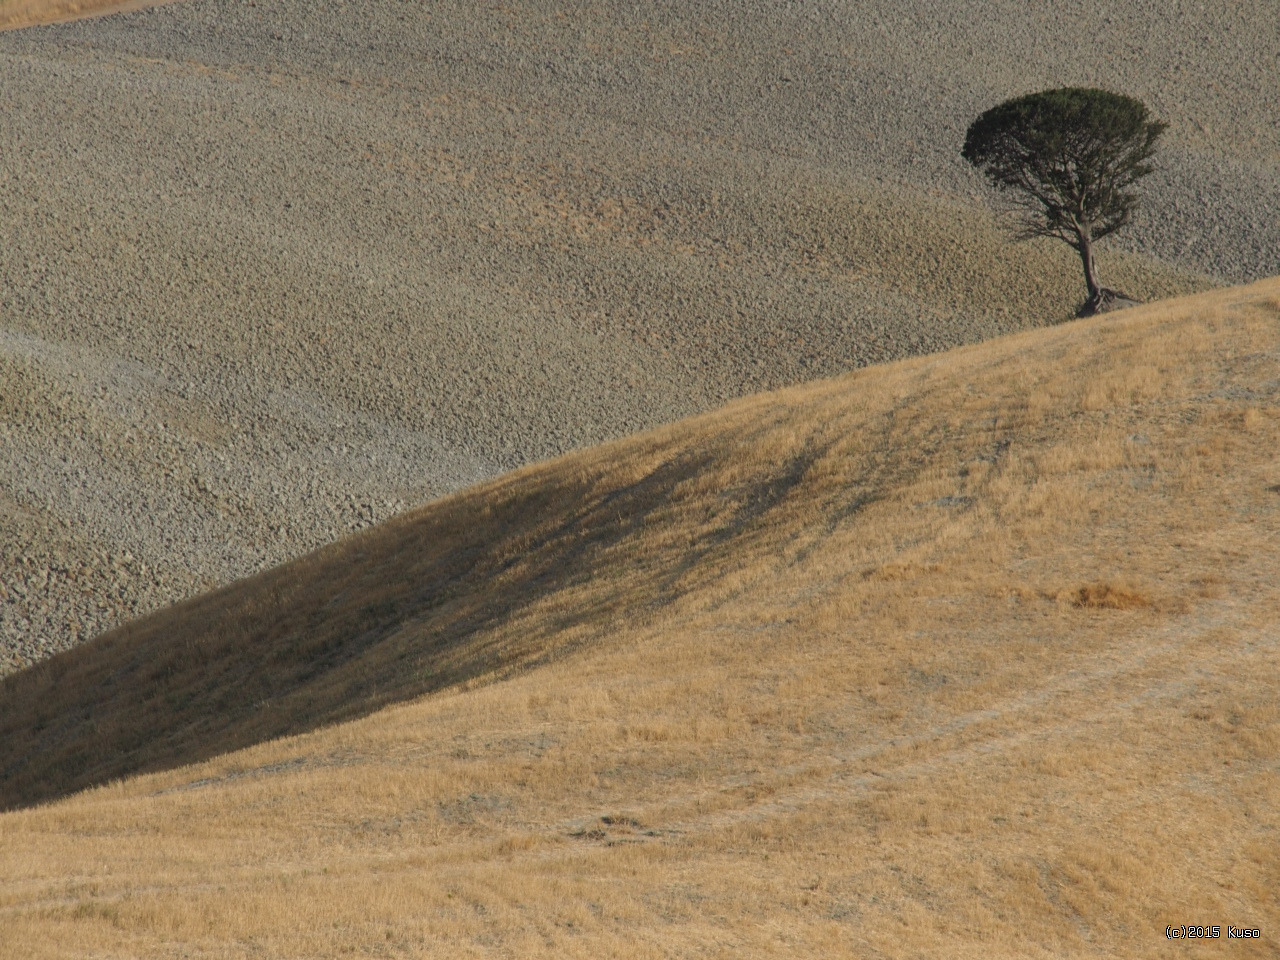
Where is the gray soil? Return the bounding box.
[1,0,1277,672]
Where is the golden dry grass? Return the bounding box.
[2,279,1279,957]
[0,0,164,31]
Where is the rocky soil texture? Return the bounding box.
[2,0,1277,671]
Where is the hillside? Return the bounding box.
[3,0,1278,664]
[1,280,1277,957]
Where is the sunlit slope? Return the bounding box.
[1,280,1279,957]
[0,0,161,30]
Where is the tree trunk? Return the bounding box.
[1076,229,1101,302]
[1073,225,1140,318]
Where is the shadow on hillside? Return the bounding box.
[0,425,864,811]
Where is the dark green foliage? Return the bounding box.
[963,88,1166,307]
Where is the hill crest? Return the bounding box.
[2,278,1278,798]
[1,280,1278,957]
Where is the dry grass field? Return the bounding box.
[1,279,1278,957]
[0,0,161,30]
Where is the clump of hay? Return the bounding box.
[1070,581,1151,610]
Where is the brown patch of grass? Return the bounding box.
[1068,581,1152,610]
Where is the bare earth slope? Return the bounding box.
[2,0,1278,664]
[1,280,1278,957]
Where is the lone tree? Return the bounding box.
[962,87,1166,315]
